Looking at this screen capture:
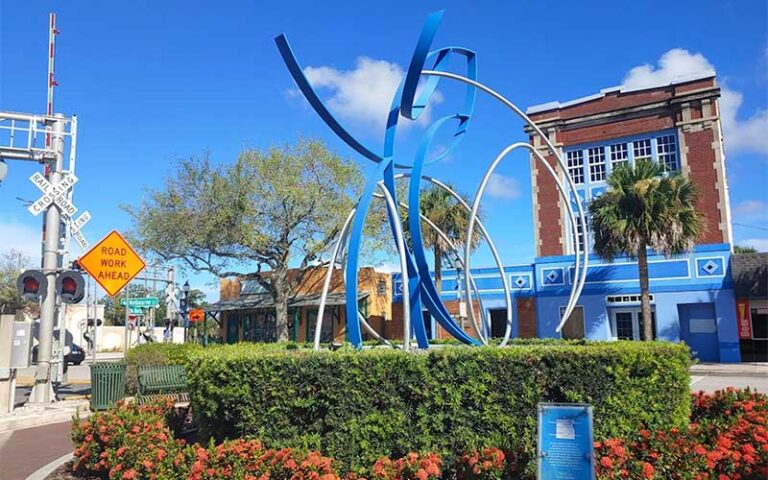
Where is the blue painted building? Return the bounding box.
[394,74,742,362]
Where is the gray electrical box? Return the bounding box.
[10,322,33,369]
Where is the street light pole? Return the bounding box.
[29,114,65,404]
[181,281,190,343]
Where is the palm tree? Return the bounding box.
[589,160,703,341]
[401,184,482,292]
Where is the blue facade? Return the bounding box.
[392,243,741,362]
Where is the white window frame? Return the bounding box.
[656,134,678,172]
[567,150,585,185]
[588,147,606,182]
[610,143,628,169]
[633,138,652,162]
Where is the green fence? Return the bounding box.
[89,362,126,411]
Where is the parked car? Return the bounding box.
[31,343,85,366]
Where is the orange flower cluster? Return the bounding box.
[595,388,768,480]
[456,447,507,480]
[371,453,442,480]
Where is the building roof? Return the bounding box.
[526,71,716,115]
[732,253,768,300]
[205,291,370,312]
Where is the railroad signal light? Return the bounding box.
[16,270,48,301]
[56,270,85,304]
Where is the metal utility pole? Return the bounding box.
[29,114,65,404]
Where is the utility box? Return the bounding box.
[10,321,33,369]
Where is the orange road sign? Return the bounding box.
[78,230,146,297]
[189,309,205,323]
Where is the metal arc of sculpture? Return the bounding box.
[276,10,588,350]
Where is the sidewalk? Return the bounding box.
[0,420,74,480]
[690,362,768,378]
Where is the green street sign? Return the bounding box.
[120,296,159,308]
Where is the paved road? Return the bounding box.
[0,421,73,480]
[690,375,768,394]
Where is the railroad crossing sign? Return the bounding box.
[70,211,92,249]
[28,171,78,217]
[78,230,146,297]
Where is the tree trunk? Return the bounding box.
[434,243,442,293]
[637,241,654,341]
[273,269,290,342]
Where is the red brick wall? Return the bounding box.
[684,128,725,243]
[557,114,674,145]
[517,297,537,338]
[535,151,565,256]
[529,76,725,254]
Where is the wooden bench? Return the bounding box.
[137,365,189,405]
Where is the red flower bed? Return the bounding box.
[71,389,768,480]
[595,388,768,479]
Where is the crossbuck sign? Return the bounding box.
[28,171,92,249]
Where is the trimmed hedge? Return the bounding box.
[187,341,692,473]
[125,342,203,394]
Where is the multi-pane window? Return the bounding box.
[610,143,628,169]
[567,150,584,184]
[633,138,652,162]
[656,135,678,172]
[588,147,606,182]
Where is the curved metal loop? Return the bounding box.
[420,70,589,333]
[463,143,582,341]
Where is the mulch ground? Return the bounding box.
[44,462,97,480]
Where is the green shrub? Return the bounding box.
[187,341,691,474]
[125,343,204,394]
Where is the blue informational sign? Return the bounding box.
[538,403,595,480]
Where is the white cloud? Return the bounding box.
[485,173,521,200]
[300,57,442,134]
[741,238,768,252]
[733,200,768,217]
[375,262,401,274]
[622,48,767,156]
[0,220,42,260]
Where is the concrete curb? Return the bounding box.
[690,366,768,378]
[25,452,73,480]
[0,402,89,433]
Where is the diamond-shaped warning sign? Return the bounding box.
[78,230,146,297]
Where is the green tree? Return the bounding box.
[400,184,482,292]
[734,245,757,254]
[0,249,34,315]
[124,139,370,341]
[589,160,703,341]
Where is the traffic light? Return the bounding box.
[16,270,48,301]
[56,270,85,304]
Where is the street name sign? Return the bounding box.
[28,171,78,217]
[537,403,595,480]
[120,297,159,308]
[78,230,146,297]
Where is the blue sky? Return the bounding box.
[1,0,766,300]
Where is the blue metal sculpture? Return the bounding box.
[276,10,589,350]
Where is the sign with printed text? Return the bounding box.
[28,171,78,217]
[736,300,752,339]
[538,403,595,480]
[120,297,159,308]
[189,309,205,323]
[77,230,146,297]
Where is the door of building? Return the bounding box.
[560,306,585,340]
[226,314,240,344]
[489,309,508,338]
[678,303,719,362]
[611,309,656,341]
